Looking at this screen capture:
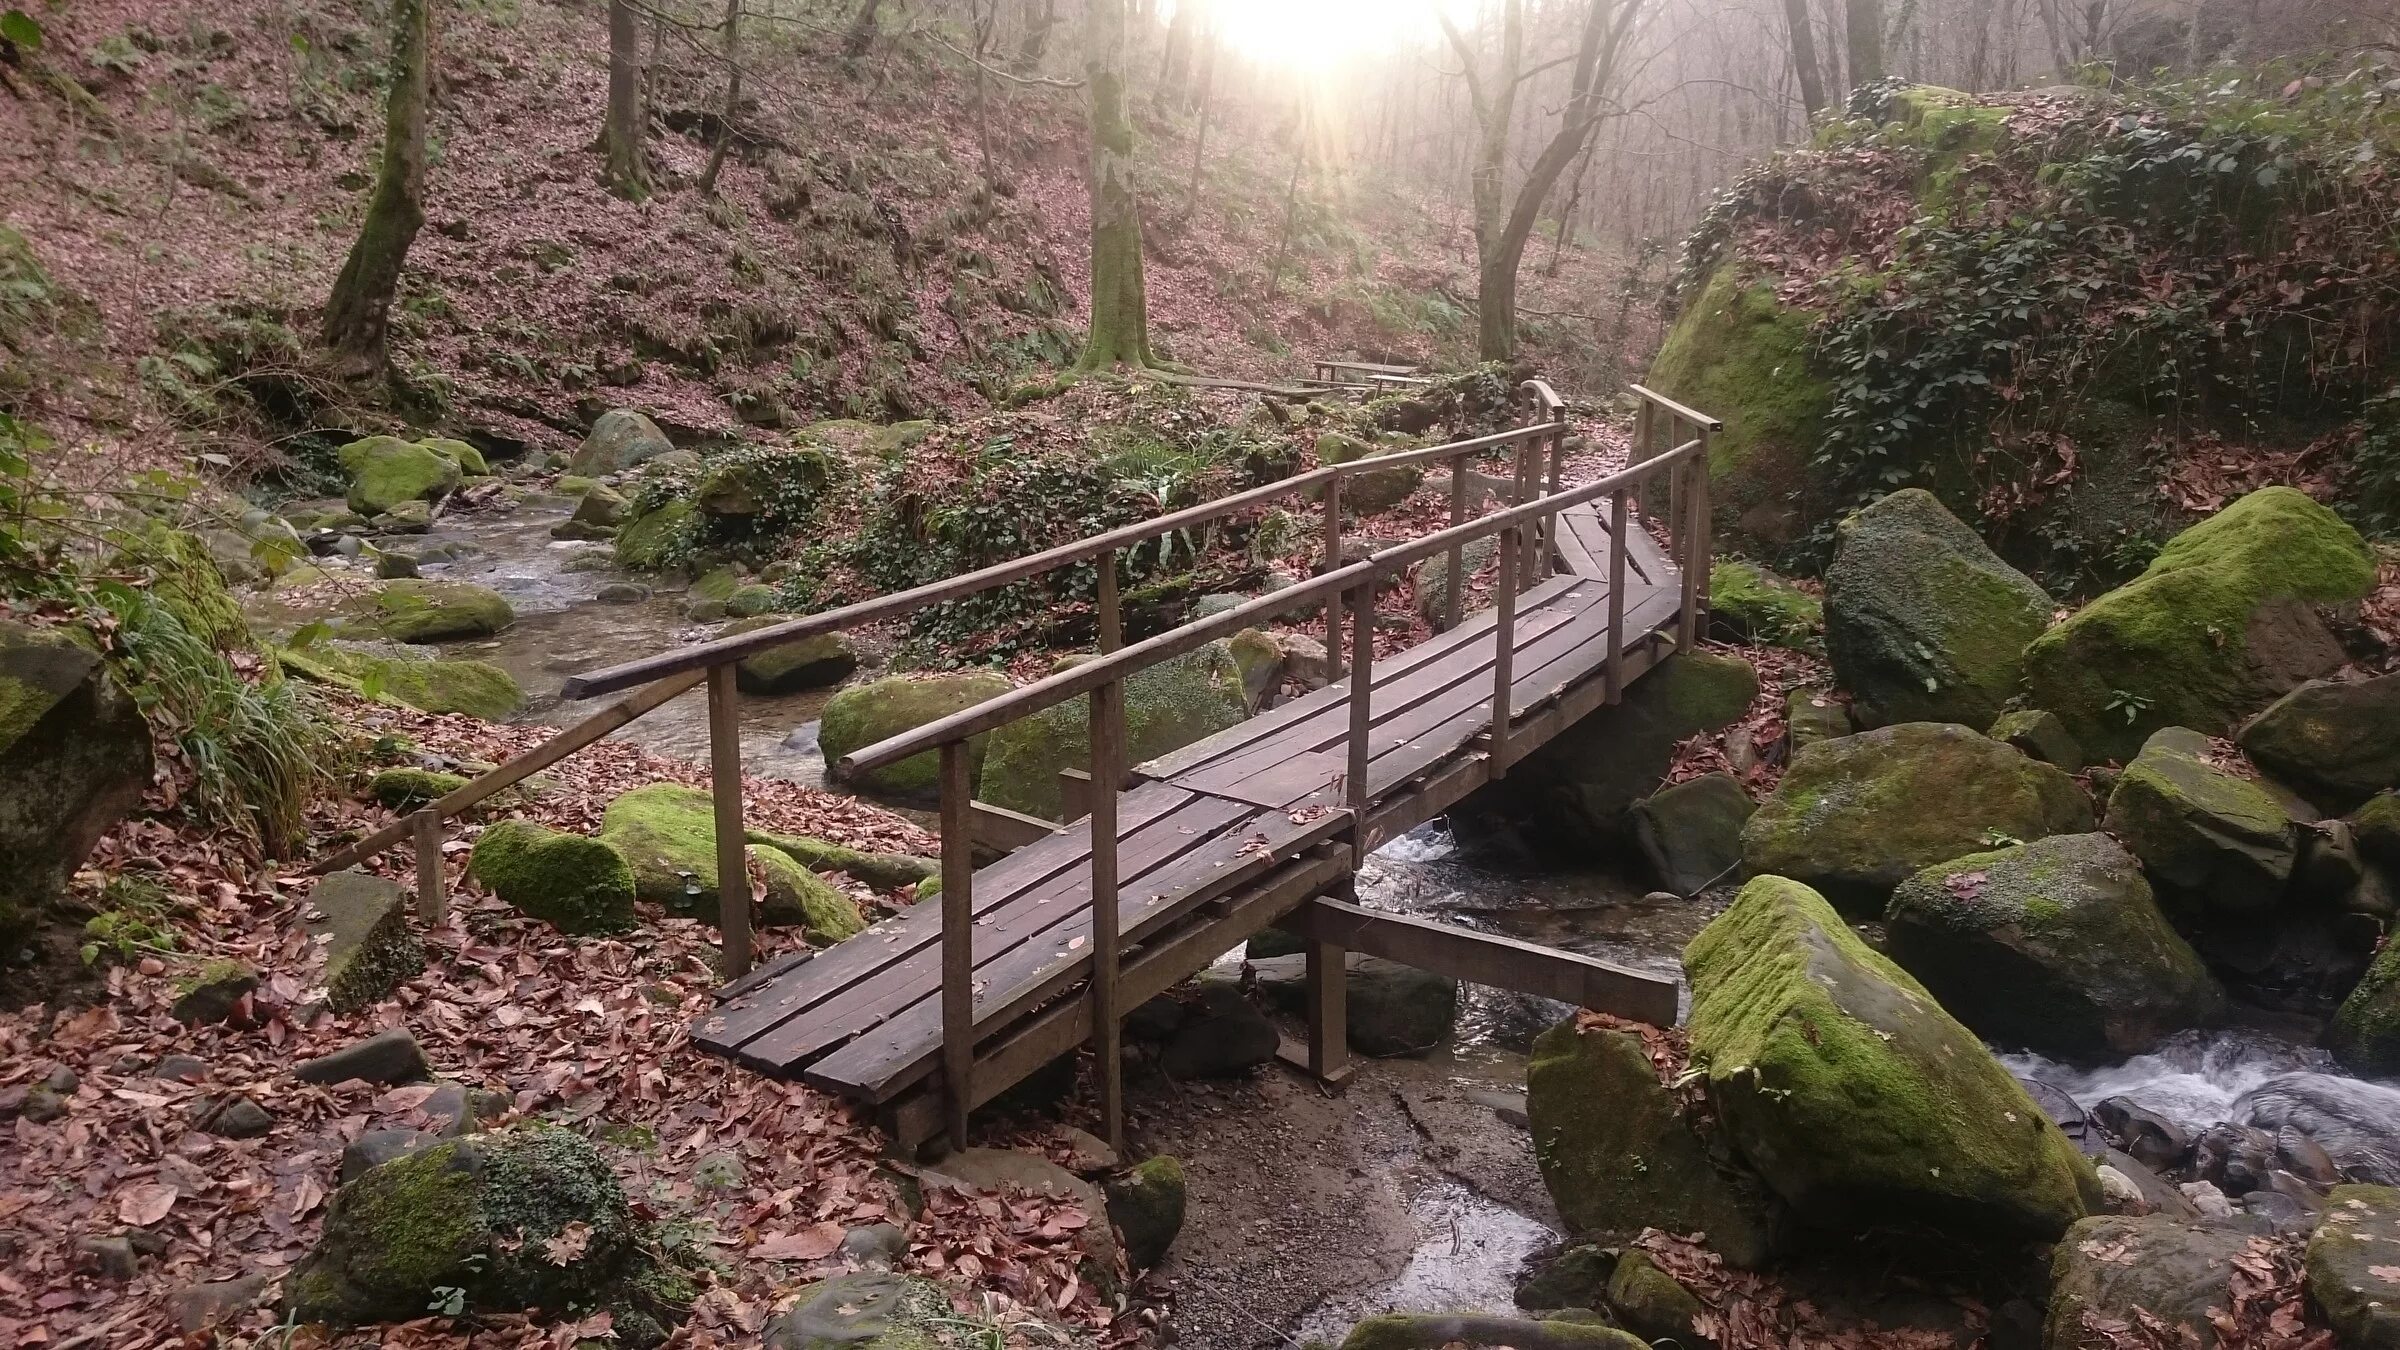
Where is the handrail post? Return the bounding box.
[707,664,752,980]
[1344,582,1373,865]
[1443,452,1466,632]
[412,810,445,925]
[1490,523,1518,776]
[1096,547,1122,654]
[1606,488,1629,703]
[1680,429,1711,650]
[1541,403,1567,575]
[1632,395,1657,521]
[1323,474,1345,679]
[1510,432,1535,593]
[1087,674,1126,1151]
[939,739,975,1148]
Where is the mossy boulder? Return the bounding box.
[1629,771,1755,895]
[724,583,778,618]
[2238,674,2400,809]
[1487,651,1758,849]
[551,483,627,540]
[568,409,675,477]
[1824,489,2054,729]
[598,784,863,941]
[820,671,1013,802]
[2043,1215,2262,1350]
[2327,940,2400,1077]
[2355,793,2400,871]
[2304,1185,2400,1350]
[113,523,261,657]
[1414,537,1498,627]
[1227,627,1283,709]
[368,767,467,811]
[1103,1155,1186,1270]
[1709,559,1821,647]
[763,1272,992,1350]
[1740,722,2094,915]
[615,500,696,570]
[338,436,462,517]
[2022,487,2375,763]
[284,1123,675,1333]
[1525,1019,1782,1268]
[342,579,514,644]
[1884,833,2224,1062]
[2103,727,2297,917]
[306,869,425,1012]
[277,642,525,721]
[1645,263,1832,549]
[979,643,1249,820]
[746,829,934,892]
[1989,709,2084,770]
[1684,875,2100,1241]
[1786,687,1853,751]
[468,821,637,935]
[420,437,489,476]
[1312,431,1423,514]
[1606,1250,1710,1350]
[0,620,154,939]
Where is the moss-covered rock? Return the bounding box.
[1646,263,1832,550]
[1684,875,2099,1241]
[762,1271,999,1350]
[1786,687,1852,750]
[1629,771,1754,895]
[1709,559,1821,647]
[277,642,525,721]
[2238,674,2400,810]
[1525,1019,1782,1268]
[1414,537,1499,628]
[1227,627,1283,709]
[468,820,637,935]
[1312,431,1423,514]
[307,869,424,1012]
[724,583,778,618]
[745,829,933,892]
[2304,1185,2400,1350]
[1740,722,2094,915]
[284,1123,676,1333]
[368,767,467,811]
[979,643,1249,820]
[112,523,261,658]
[598,784,863,941]
[1514,1244,1612,1313]
[615,500,696,570]
[0,620,154,940]
[2022,487,2375,763]
[1606,1250,1710,1350]
[721,622,858,695]
[1104,1155,1186,1270]
[2103,727,2296,917]
[2043,1214,2260,1350]
[338,436,462,517]
[820,671,1014,802]
[2355,792,2400,871]
[1824,489,2054,729]
[1884,833,2223,1062]
[419,437,489,476]
[2328,940,2400,1077]
[568,410,675,477]
[1989,709,2084,770]
[342,579,514,644]
[551,482,627,540]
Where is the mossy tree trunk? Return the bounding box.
[602,0,648,199]
[1075,0,1154,372]
[321,0,430,373]
[1783,0,1829,112]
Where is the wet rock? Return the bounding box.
[1525,1020,1781,1268]
[2304,1185,2400,1349]
[1248,951,1459,1057]
[836,1222,908,1269]
[1152,980,1279,1078]
[342,578,514,643]
[2241,1187,2318,1235]
[2105,727,2299,918]
[819,672,1014,803]
[2235,1075,2400,1185]
[341,1129,436,1183]
[372,549,420,578]
[469,820,637,935]
[1685,876,2100,1242]
[2239,674,2400,809]
[1785,687,1852,751]
[764,1272,977,1349]
[1989,709,2085,771]
[374,499,434,533]
[1628,772,1754,895]
[76,1234,140,1281]
[172,959,260,1025]
[2025,487,2374,763]
[191,1095,274,1139]
[168,1273,269,1333]
[978,643,1250,821]
[2329,931,2400,1076]
[305,870,425,1012]
[2182,1181,2237,1218]
[2278,1128,2343,1189]
[338,436,461,517]
[1824,488,2053,729]
[0,621,155,941]
[600,784,862,940]
[1607,1249,1712,1350]
[721,619,857,695]
[568,409,675,477]
[2356,793,2400,871]
[1516,1243,1611,1312]
[1104,1155,1186,1270]
[296,1028,431,1087]
[568,481,630,529]
[1740,722,2094,916]
[2095,1097,2192,1172]
[2299,821,2371,906]
[1883,833,2223,1061]
[2095,1149,2198,1218]
[595,582,650,604]
[286,1123,674,1328]
[1338,1313,1644,1349]
[2044,1215,2261,1348]
[2193,1122,2277,1196]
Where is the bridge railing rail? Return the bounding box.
[309,380,1721,1144]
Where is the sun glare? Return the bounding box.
[1184,0,1449,72]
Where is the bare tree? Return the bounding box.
[1440,0,1649,360]
[1784,0,1829,111]
[844,0,881,58]
[1180,19,1219,216]
[697,0,743,195]
[1844,0,1886,85]
[322,0,431,372]
[1015,0,1059,70]
[1077,0,1154,370]
[601,0,648,199]
[1156,0,1198,108]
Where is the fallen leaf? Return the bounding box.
[752,1221,845,1262]
[117,1183,177,1227]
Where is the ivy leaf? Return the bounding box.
[0,9,43,48]
[2254,165,2280,188]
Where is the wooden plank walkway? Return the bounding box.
[692,497,1688,1130]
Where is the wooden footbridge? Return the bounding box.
[316,382,1721,1152]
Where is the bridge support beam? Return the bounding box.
[1288,896,1680,1027]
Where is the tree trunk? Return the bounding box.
[697,0,743,196]
[1076,0,1152,370]
[1014,0,1056,70]
[1542,137,1597,277]
[1843,0,1884,88]
[602,0,648,199]
[844,0,880,58]
[1156,0,1196,107]
[1266,111,1308,295]
[1783,0,1828,112]
[322,0,430,371]
[1180,23,1217,216]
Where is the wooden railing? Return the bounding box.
[310,382,1720,1145]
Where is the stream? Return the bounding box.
[353,496,2400,1344]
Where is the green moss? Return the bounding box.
[746,829,934,891]
[338,435,462,516]
[2103,727,2295,914]
[600,784,863,940]
[979,643,1249,820]
[1647,264,1832,549]
[1684,875,2099,1239]
[285,1136,484,1324]
[419,437,489,476]
[369,767,467,811]
[615,500,697,570]
[819,672,1013,802]
[278,643,525,720]
[2023,487,2374,761]
[343,580,514,644]
[469,820,637,935]
[2303,1185,2400,1350]
[2328,941,2400,1075]
[724,584,777,618]
[1104,1155,1186,1269]
[2354,792,2400,869]
[1606,1250,1706,1346]
[1709,560,1821,647]
[113,523,259,658]
[556,475,599,497]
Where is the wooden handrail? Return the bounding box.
[1627,383,1724,434]
[840,436,1708,776]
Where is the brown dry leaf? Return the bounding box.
[115,1183,177,1227]
[752,1221,846,1262]
[543,1220,593,1266]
